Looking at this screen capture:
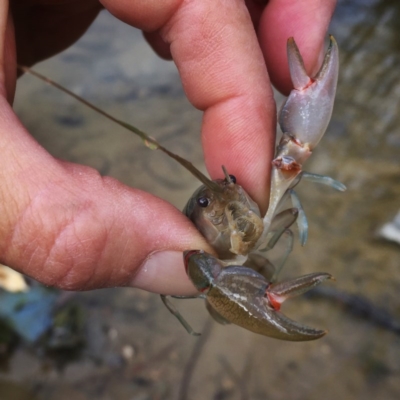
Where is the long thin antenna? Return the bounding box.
[18,65,222,193]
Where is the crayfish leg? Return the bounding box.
[266,208,298,250]
[160,295,201,336]
[243,253,276,281]
[301,172,347,192]
[289,190,308,246]
[271,229,294,282]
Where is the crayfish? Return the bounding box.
[161,36,344,341]
[20,36,343,342]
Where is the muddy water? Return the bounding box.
[3,0,400,399]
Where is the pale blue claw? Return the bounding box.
[262,36,339,237]
[286,38,310,89]
[279,36,339,150]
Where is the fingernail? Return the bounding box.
[132,250,198,296]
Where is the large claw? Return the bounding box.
[186,251,333,341]
[279,35,339,150]
[262,36,339,235]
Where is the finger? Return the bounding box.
[11,0,102,66]
[2,2,215,295]
[101,0,275,212]
[244,0,267,28]
[258,0,337,94]
[0,1,16,102]
[143,31,172,60]
[0,3,211,294]
[0,99,211,295]
[143,1,268,61]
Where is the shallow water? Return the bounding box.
[3,0,400,399]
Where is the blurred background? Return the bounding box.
[1,0,400,398]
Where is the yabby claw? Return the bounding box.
[183,251,333,341]
[263,36,340,236]
[279,35,339,151]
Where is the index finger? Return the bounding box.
[164,1,276,212]
[102,0,275,211]
[101,0,335,212]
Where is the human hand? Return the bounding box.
[0,0,336,295]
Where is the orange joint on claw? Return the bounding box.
[266,292,284,311]
[272,156,301,171]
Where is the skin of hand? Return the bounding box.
[0,0,336,295]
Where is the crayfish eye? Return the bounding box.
[229,174,237,184]
[197,197,210,208]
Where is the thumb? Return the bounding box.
[0,4,209,295]
[0,96,210,294]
